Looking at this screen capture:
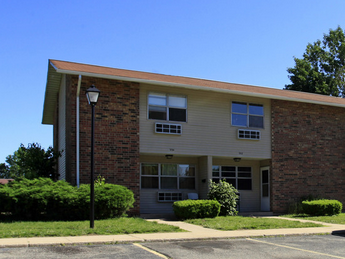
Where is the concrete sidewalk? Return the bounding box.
[0,217,344,248]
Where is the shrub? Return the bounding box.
[94,184,134,219]
[0,177,135,221]
[6,177,59,220]
[0,183,12,213]
[173,200,220,219]
[302,199,343,216]
[208,180,239,216]
[45,180,81,220]
[287,194,321,214]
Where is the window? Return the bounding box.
[141,163,195,189]
[148,93,187,122]
[232,102,263,128]
[212,166,252,190]
[141,164,159,188]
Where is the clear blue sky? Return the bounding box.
[1,0,344,163]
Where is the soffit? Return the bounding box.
[42,62,62,125]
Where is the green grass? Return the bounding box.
[0,217,184,238]
[282,213,345,224]
[185,216,324,231]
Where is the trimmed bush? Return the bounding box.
[173,200,220,219]
[94,183,134,219]
[302,199,343,216]
[0,177,134,221]
[287,194,322,214]
[208,180,239,216]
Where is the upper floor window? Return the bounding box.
[148,93,187,122]
[232,102,264,128]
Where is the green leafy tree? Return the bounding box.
[2,143,61,180]
[0,163,10,178]
[285,26,345,96]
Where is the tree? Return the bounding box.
[0,163,10,178]
[2,143,61,180]
[285,26,345,96]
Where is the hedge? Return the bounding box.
[302,199,343,216]
[0,177,134,220]
[173,200,220,219]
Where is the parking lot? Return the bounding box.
[143,234,345,259]
[1,234,345,259]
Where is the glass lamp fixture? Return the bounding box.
[86,85,100,105]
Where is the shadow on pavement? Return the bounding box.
[332,230,345,237]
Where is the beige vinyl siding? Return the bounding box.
[140,155,199,214]
[213,158,261,212]
[140,84,271,159]
[58,75,66,180]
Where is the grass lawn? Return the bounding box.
[282,213,345,224]
[0,217,184,238]
[185,216,324,231]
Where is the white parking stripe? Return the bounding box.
[247,238,345,259]
[133,243,170,259]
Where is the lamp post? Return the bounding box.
[86,84,100,229]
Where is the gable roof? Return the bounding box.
[43,59,345,124]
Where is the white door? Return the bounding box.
[260,167,270,211]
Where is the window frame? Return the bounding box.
[148,93,187,122]
[141,163,196,190]
[231,102,264,129]
[212,165,252,191]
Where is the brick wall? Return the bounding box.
[271,99,345,213]
[65,75,140,215]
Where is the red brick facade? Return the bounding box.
[63,75,140,214]
[55,73,345,215]
[271,99,345,213]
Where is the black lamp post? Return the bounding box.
[86,84,100,229]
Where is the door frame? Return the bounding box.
[260,166,270,211]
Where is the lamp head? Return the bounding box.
[86,85,100,105]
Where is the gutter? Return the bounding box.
[76,75,82,187]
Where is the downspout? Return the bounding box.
[76,75,82,187]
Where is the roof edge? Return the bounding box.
[51,67,345,109]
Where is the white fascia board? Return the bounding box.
[49,60,59,70]
[54,68,345,109]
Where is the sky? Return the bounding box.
[1,0,345,163]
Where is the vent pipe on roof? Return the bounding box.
[76,75,82,187]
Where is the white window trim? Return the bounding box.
[141,163,195,190]
[231,102,264,129]
[148,93,188,123]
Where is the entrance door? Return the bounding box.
[260,167,270,211]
